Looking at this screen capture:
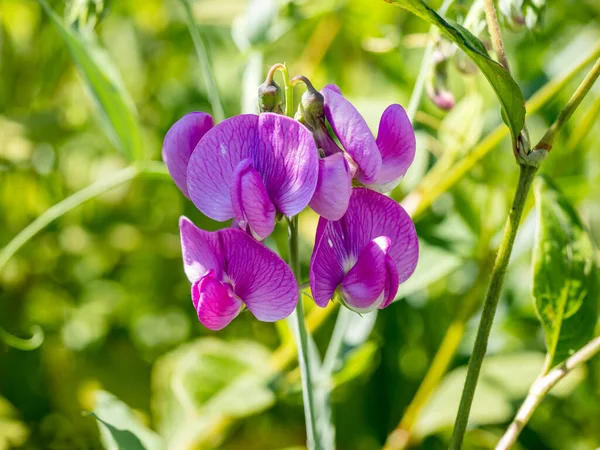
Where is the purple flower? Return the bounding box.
[180,216,298,330]
[304,84,416,221]
[309,188,418,313]
[163,113,319,240]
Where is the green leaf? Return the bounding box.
[532,176,599,371]
[384,0,526,143]
[152,338,276,449]
[92,391,166,450]
[38,0,143,160]
[0,396,29,449]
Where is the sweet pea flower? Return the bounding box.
[297,82,416,221]
[180,216,298,330]
[163,112,319,240]
[309,188,418,313]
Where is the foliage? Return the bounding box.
[1,0,600,449]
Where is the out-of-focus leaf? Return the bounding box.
[384,0,526,143]
[152,338,275,450]
[332,341,379,389]
[414,352,584,437]
[439,95,484,158]
[396,240,464,299]
[532,176,599,370]
[92,391,165,450]
[38,0,143,160]
[0,396,29,450]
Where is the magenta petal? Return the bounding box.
[254,113,318,216]
[231,159,276,240]
[179,216,224,282]
[162,112,214,198]
[309,153,352,220]
[187,115,259,221]
[341,237,390,312]
[322,89,382,184]
[309,220,348,307]
[192,273,242,330]
[323,84,342,95]
[218,228,298,321]
[371,104,416,192]
[379,254,400,309]
[309,188,418,309]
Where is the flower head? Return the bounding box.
[298,83,416,220]
[309,188,418,313]
[180,216,298,330]
[163,113,319,240]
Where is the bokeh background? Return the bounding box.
[1,0,600,449]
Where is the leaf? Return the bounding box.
[152,338,276,450]
[91,391,166,450]
[384,0,526,143]
[38,0,143,160]
[0,396,29,449]
[532,176,599,371]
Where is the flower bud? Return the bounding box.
[427,46,455,111]
[294,78,325,131]
[499,0,545,32]
[258,80,284,113]
[67,0,110,31]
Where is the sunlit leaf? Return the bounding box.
[152,338,275,450]
[384,0,526,143]
[532,176,599,371]
[38,0,143,160]
[92,391,166,450]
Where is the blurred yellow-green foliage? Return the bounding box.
[1,0,600,449]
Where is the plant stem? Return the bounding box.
[178,0,226,123]
[0,161,169,271]
[406,0,456,121]
[483,0,510,71]
[401,41,600,219]
[536,56,600,151]
[322,306,353,376]
[287,216,320,450]
[450,164,538,450]
[496,336,600,450]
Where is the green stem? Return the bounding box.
[0,325,44,351]
[483,0,510,71]
[322,305,353,376]
[178,0,226,123]
[450,164,538,450]
[281,64,294,117]
[0,162,169,271]
[287,216,321,450]
[537,57,600,151]
[496,335,600,450]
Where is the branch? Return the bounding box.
[495,336,600,450]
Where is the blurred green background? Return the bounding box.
[1,0,600,449]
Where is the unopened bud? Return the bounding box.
[258,80,283,113]
[427,44,455,111]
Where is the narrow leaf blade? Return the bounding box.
[38,0,143,160]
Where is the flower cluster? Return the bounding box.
[163,72,418,330]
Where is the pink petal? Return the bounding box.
[379,254,400,309]
[322,89,382,184]
[219,228,298,321]
[309,153,352,221]
[341,237,391,312]
[254,113,319,216]
[179,216,224,282]
[187,115,259,221]
[371,104,416,192]
[192,272,242,330]
[162,112,214,198]
[231,159,276,240]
